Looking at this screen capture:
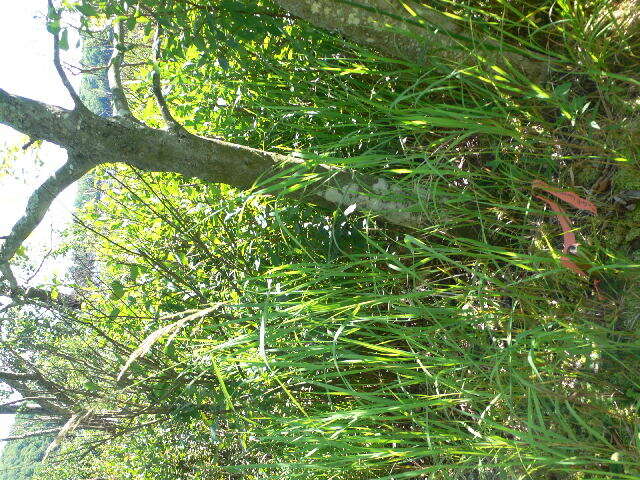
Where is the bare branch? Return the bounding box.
[48,0,86,110]
[108,21,140,122]
[25,247,53,284]
[22,138,36,150]
[0,158,95,270]
[151,26,188,135]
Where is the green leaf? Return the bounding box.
[84,381,99,391]
[59,29,69,50]
[110,280,125,300]
[126,15,137,31]
[46,20,61,35]
[76,3,99,17]
[129,264,139,282]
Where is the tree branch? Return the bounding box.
[0,282,81,310]
[0,372,71,416]
[48,0,86,110]
[0,396,56,407]
[65,61,148,75]
[0,88,426,228]
[0,158,95,270]
[0,264,18,290]
[4,345,75,406]
[0,89,79,146]
[108,21,140,122]
[151,26,188,135]
[0,370,37,382]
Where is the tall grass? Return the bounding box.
[58,0,640,479]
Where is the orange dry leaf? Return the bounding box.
[532,180,598,214]
[560,256,588,277]
[535,194,578,253]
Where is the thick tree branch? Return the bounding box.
[0,403,54,416]
[151,26,188,135]
[0,89,80,145]
[0,89,424,228]
[0,370,37,382]
[0,158,96,269]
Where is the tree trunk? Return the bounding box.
[274,0,546,79]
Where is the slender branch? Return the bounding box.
[25,247,53,284]
[108,21,139,122]
[0,396,56,408]
[65,61,149,75]
[151,26,188,135]
[48,0,85,110]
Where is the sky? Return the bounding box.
[0,0,81,452]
